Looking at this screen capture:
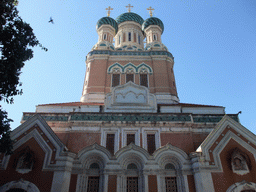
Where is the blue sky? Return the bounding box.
[2,0,256,133]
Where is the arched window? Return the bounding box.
[126,74,134,83]
[140,74,148,87]
[138,35,141,44]
[134,33,136,42]
[127,163,137,170]
[103,34,107,40]
[128,32,131,41]
[89,163,100,169]
[126,163,140,192]
[112,74,120,87]
[165,163,175,170]
[164,163,177,192]
[86,162,103,192]
[153,34,157,41]
[118,35,121,44]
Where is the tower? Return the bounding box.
[80,7,179,105]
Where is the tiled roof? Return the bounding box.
[37,102,103,106]
[158,103,224,108]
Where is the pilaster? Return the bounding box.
[191,153,215,192]
[50,153,75,192]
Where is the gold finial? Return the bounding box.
[126,4,133,12]
[106,6,113,17]
[147,6,154,17]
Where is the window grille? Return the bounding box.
[165,177,177,192]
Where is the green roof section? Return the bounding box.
[116,12,144,25]
[96,17,118,34]
[142,17,164,34]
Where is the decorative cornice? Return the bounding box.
[87,50,174,60]
[22,113,239,124]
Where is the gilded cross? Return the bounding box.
[147,6,154,17]
[106,6,113,17]
[126,4,133,12]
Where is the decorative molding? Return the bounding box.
[107,62,153,74]
[0,179,40,192]
[227,181,256,192]
[88,50,174,60]
[100,128,120,154]
[104,81,157,113]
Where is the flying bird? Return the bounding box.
[48,17,54,24]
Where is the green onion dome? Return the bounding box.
[96,17,118,34]
[116,12,144,25]
[142,17,164,34]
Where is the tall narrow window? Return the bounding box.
[128,32,131,41]
[138,35,141,44]
[127,134,135,145]
[106,134,115,154]
[112,74,120,87]
[147,134,156,155]
[126,74,134,83]
[87,176,100,192]
[140,74,148,87]
[123,33,126,42]
[127,177,138,192]
[165,177,177,192]
[134,33,136,42]
[119,35,121,44]
[153,34,157,41]
[103,34,107,40]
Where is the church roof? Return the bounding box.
[142,17,164,34]
[116,12,144,25]
[96,16,118,33]
[37,102,103,106]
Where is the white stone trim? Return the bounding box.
[142,128,161,152]
[0,179,40,192]
[210,130,256,172]
[121,128,140,148]
[193,171,215,192]
[183,175,189,192]
[226,181,256,192]
[80,93,105,103]
[101,128,120,153]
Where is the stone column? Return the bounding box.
[144,174,148,192]
[191,153,215,192]
[103,174,108,192]
[50,153,75,192]
[116,175,122,192]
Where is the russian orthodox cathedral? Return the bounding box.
[1,5,256,192]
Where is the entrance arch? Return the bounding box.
[227,181,256,192]
[0,180,40,192]
[7,189,27,192]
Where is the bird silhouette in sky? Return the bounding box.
[48,17,54,24]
